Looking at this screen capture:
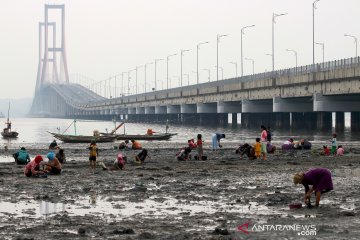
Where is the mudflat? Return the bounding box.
[0,147,359,239]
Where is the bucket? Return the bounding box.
[289,203,302,209]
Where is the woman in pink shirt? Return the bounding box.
[24,155,46,177]
[260,125,268,160]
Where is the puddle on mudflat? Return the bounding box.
[0,155,16,163]
[0,196,281,220]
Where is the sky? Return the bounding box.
[0,0,359,99]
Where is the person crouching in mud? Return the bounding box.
[113,153,126,170]
[135,149,150,164]
[211,133,225,151]
[44,152,62,175]
[293,168,334,208]
[24,155,47,177]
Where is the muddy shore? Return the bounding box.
[0,147,360,240]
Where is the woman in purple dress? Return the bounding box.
[293,168,333,208]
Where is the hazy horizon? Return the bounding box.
[1,0,359,99]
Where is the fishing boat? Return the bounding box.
[48,132,117,143]
[101,132,177,141]
[100,121,177,141]
[47,119,117,143]
[1,103,19,138]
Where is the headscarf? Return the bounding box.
[47,152,55,160]
[34,155,43,163]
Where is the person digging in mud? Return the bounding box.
[176,147,192,161]
[24,155,47,177]
[131,139,142,150]
[113,153,126,170]
[44,152,62,175]
[211,133,225,151]
[293,168,334,208]
[89,140,98,169]
[13,147,30,165]
[135,149,150,164]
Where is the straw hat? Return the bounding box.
[293,173,304,184]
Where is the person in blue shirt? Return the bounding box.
[13,147,30,165]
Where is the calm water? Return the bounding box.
[0,117,358,151]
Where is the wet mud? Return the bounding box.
[0,147,360,239]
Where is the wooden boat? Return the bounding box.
[100,132,177,141]
[1,103,18,138]
[48,132,117,143]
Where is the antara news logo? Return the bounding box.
[238,221,317,236]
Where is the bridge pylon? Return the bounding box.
[30,4,70,116]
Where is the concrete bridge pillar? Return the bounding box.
[316,112,332,130]
[351,112,360,131]
[167,105,181,114]
[217,101,241,113]
[136,107,145,114]
[242,99,273,113]
[241,113,271,128]
[181,104,198,125]
[145,106,155,114]
[197,103,217,113]
[232,113,237,127]
[128,108,136,115]
[155,106,167,114]
[335,112,345,130]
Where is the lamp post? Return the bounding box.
[197,42,209,84]
[286,49,298,67]
[135,66,142,95]
[154,59,163,91]
[245,58,255,74]
[272,13,287,71]
[265,53,273,70]
[121,72,126,96]
[315,42,324,62]
[181,49,190,87]
[127,69,135,95]
[230,62,238,77]
[217,34,228,81]
[241,25,255,76]
[202,69,210,82]
[144,62,153,93]
[214,66,223,80]
[313,0,321,65]
[183,73,190,86]
[344,34,358,57]
[166,53,177,89]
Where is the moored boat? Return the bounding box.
[1,103,18,138]
[48,132,117,143]
[100,132,177,141]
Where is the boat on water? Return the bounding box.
[48,132,117,143]
[1,103,19,138]
[100,132,177,141]
[100,121,177,141]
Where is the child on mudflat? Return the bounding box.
[89,141,98,169]
[337,145,344,156]
[254,138,262,159]
[323,145,330,156]
[331,133,337,155]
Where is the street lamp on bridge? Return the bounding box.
[344,34,358,58]
[272,13,287,71]
[135,66,142,95]
[286,49,298,68]
[214,66,223,80]
[180,49,190,87]
[167,53,177,89]
[241,25,255,76]
[202,69,210,82]
[144,62,153,93]
[217,34,228,81]
[245,58,255,75]
[313,0,321,65]
[230,62,238,77]
[315,42,325,62]
[154,58,163,91]
[197,41,209,84]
